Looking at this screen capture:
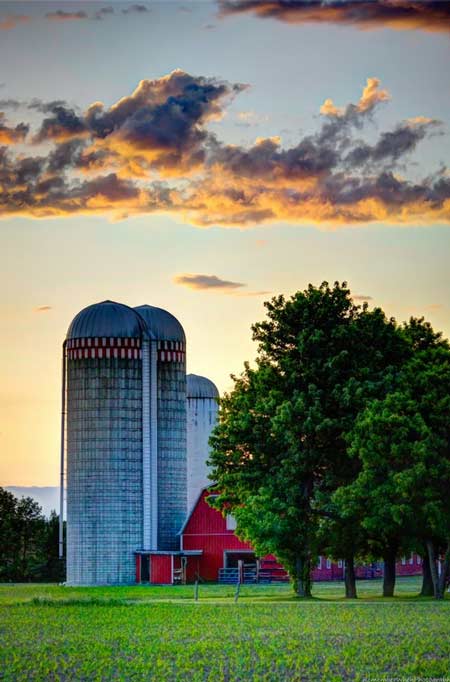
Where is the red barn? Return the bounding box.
[135,488,423,584]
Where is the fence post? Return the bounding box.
[234,580,241,603]
[194,580,199,602]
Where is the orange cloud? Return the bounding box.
[0,15,30,31]
[320,78,390,118]
[0,74,448,229]
[174,273,245,291]
[219,1,450,34]
[45,11,89,22]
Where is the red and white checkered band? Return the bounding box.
[66,337,142,361]
[157,340,185,363]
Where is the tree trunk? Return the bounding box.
[420,545,434,596]
[295,555,312,598]
[437,541,450,600]
[426,539,442,599]
[344,556,357,599]
[382,549,396,597]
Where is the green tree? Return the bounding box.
[209,282,407,596]
[42,511,66,582]
[337,340,450,599]
[0,487,48,581]
[0,488,19,581]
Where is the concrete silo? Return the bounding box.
[134,305,187,551]
[186,374,219,510]
[64,301,150,585]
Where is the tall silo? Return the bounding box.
[64,300,151,585]
[134,305,187,551]
[186,374,219,510]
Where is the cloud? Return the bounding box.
[122,4,151,14]
[45,10,89,22]
[28,70,246,174]
[0,113,29,144]
[94,7,115,20]
[174,274,246,291]
[233,290,272,297]
[0,6,146,30]
[0,73,448,228]
[345,117,440,169]
[34,306,52,312]
[0,14,30,30]
[236,110,269,127]
[218,1,450,33]
[33,103,88,143]
[321,77,390,119]
[174,273,270,296]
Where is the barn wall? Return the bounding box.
[183,533,251,581]
[182,490,251,581]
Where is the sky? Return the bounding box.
[1,0,449,486]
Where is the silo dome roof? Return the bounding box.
[67,300,149,340]
[134,305,186,343]
[187,374,219,399]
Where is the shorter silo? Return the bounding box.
[186,374,219,510]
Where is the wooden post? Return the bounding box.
[194,580,199,602]
[234,580,241,603]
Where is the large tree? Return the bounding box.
[336,328,450,599]
[209,282,407,596]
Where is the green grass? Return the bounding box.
[1,578,449,681]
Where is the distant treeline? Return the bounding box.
[0,487,65,582]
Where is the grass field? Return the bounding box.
[1,578,449,681]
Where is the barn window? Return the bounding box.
[317,556,322,569]
[326,558,331,569]
[338,560,343,568]
[401,556,406,565]
[409,553,414,565]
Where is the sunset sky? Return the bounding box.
[1,0,449,486]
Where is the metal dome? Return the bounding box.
[66,300,149,340]
[134,305,186,343]
[187,374,219,399]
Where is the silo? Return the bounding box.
[134,305,187,551]
[64,300,150,585]
[186,374,219,510]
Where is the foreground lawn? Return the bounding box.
[0,579,449,681]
